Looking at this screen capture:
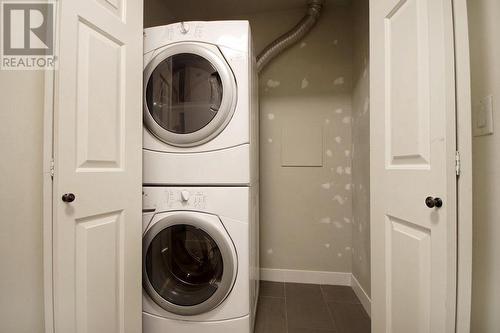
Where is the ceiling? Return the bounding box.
[165,0,352,20]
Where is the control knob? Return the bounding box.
[181,190,190,202]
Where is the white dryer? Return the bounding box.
[143,21,259,186]
[142,186,259,333]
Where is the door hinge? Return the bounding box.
[50,158,55,179]
[455,151,461,177]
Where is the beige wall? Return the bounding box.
[144,0,177,28]
[468,0,500,331]
[351,0,370,295]
[253,5,354,272]
[0,71,45,332]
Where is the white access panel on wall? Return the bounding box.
[370,0,458,332]
[50,0,143,332]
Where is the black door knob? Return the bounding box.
[62,193,76,203]
[425,196,443,208]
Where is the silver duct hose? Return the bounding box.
[256,0,325,73]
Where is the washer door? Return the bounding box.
[143,212,237,316]
[144,43,237,147]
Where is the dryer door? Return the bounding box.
[143,212,237,316]
[144,42,237,147]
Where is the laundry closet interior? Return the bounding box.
[143,0,371,322]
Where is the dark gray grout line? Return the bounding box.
[259,295,285,299]
[320,285,340,332]
[283,282,289,333]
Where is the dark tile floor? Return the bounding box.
[255,281,370,333]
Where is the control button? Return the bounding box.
[181,190,190,202]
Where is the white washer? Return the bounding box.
[142,186,259,333]
[143,21,259,186]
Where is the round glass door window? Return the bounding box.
[144,44,237,147]
[145,225,223,306]
[143,213,237,315]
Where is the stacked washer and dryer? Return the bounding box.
[141,21,259,333]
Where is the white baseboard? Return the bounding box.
[260,268,351,286]
[351,274,371,317]
[259,268,372,317]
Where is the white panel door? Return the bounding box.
[370,0,457,332]
[52,0,143,332]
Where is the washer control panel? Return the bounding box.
[143,188,207,211]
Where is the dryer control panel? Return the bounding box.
[152,22,205,43]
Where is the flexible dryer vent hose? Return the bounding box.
[256,0,325,73]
